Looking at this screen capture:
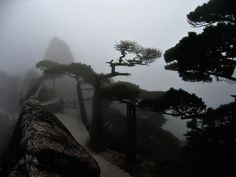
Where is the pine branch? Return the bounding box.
[100,72,131,80]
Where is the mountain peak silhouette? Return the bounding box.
[44,37,74,64]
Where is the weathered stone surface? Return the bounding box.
[0,102,100,177]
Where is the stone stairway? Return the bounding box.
[56,109,132,177]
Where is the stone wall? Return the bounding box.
[0,102,100,177]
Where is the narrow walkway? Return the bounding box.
[56,109,131,177]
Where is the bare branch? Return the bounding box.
[161,110,207,120]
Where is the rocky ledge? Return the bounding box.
[0,101,100,177]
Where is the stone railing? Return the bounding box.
[0,101,100,177]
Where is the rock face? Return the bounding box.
[0,102,100,177]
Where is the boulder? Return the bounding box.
[0,101,100,177]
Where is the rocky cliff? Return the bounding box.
[0,102,100,177]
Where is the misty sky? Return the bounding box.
[0,0,236,108]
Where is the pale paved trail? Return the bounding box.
[56,109,131,177]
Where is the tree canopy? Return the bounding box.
[140,88,206,119]
[103,40,161,79]
[164,0,236,82]
[100,81,206,120]
[164,1,236,175]
[36,60,96,85]
[186,101,235,145]
[187,0,236,27]
[100,81,141,102]
[37,40,161,83]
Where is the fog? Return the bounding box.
[1,0,235,109]
[0,1,236,176]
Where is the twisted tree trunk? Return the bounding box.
[126,103,136,174]
[90,79,104,150]
[75,79,90,131]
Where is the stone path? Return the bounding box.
[56,109,132,177]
